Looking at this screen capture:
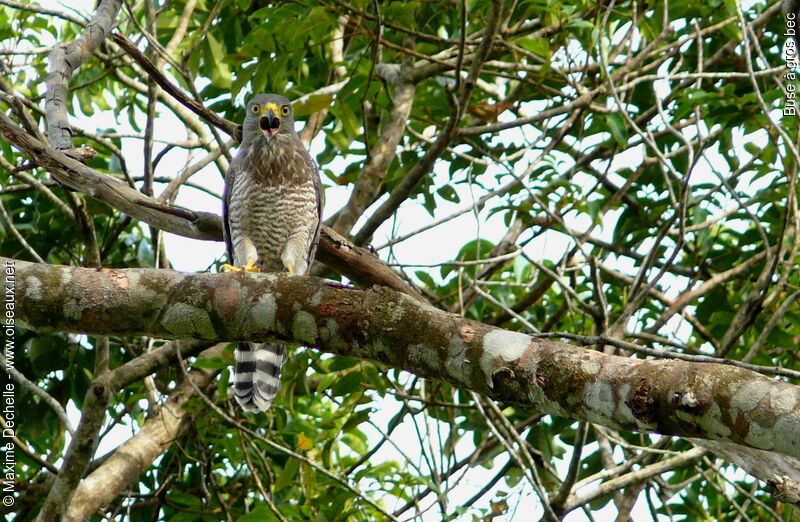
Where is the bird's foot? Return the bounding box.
[222,259,261,273]
[283,262,295,276]
[243,259,261,272]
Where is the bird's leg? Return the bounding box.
[222,258,261,273]
[223,238,260,272]
[281,232,310,276]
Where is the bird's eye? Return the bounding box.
[251,105,260,114]
[281,105,290,116]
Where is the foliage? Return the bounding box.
[0,0,798,520]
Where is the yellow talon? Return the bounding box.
[243,259,260,272]
[221,259,261,273]
[284,262,295,276]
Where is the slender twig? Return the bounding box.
[0,353,74,435]
[111,33,237,139]
[550,421,589,512]
[0,0,87,24]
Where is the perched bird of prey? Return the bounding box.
[223,93,323,412]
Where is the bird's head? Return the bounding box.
[243,93,295,141]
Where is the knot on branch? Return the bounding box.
[63,146,97,162]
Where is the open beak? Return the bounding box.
[259,108,280,137]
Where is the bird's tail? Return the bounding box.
[233,342,286,412]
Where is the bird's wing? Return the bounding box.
[222,159,238,264]
[306,156,324,269]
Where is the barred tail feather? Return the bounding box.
[233,342,286,412]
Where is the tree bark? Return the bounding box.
[7,256,800,484]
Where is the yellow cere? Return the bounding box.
[264,103,279,114]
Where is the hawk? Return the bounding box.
[222,93,323,412]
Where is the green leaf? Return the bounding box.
[329,356,359,371]
[274,457,300,492]
[605,112,628,146]
[315,373,338,394]
[217,367,230,399]
[238,506,280,522]
[516,37,551,58]
[293,94,334,117]
[342,408,371,433]
[437,184,460,203]
[205,33,231,88]
[331,371,363,397]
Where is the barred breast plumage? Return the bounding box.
[222,93,323,413]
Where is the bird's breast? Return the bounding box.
[227,146,319,271]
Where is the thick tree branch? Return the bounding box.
[35,370,112,521]
[108,339,210,391]
[0,110,221,240]
[315,226,425,301]
[44,0,122,150]
[8,257,800,488]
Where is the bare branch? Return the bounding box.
[44,0,122,150]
